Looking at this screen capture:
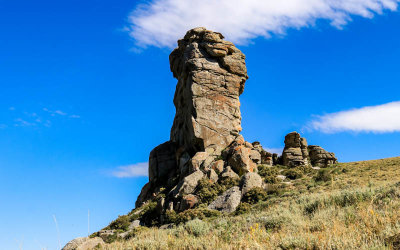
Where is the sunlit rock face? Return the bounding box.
[169,27,248,156]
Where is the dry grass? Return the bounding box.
[103,157,400,249]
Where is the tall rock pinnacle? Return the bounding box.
[169,27,248,156]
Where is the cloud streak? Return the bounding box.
[111,162,149,178]
[127,0,399,48]
[309,101,400,133]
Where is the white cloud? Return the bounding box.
[309,101,400,133]
[111,162,149,178]
[127,0,399,48]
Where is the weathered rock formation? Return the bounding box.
[308,145,337,167]
[282,132,310,167]
[169,27,248,156]
[136,27,257,209]
[281,131,337,168]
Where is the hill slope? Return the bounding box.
[103,157,400,249]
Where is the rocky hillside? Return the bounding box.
[63,28,399,250]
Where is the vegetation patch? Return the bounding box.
[257,165,278,184]
[242,187,268,204]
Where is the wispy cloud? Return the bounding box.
[111,162,149,178]
[14,118,36,127]
[308,101,400,133]
[127,0,399,48]
[3,107,80,128]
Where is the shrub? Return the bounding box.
[184,218,210,237]
[139,201,158,226]
[258,165,278,184]
[242,187,268,204]
[235,202,251,215]
[261,216,287,231]
[108,215,130,231]
[195,178,221,204]
[314,169,332,182]
[168,208,221,224]
[195,177,240,205]
[219,177,240,190]
[283,169,303,180]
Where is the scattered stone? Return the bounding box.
[208,186,241,213]
[160,223,175,230]
[240,172,263,195]
[62,237,104,250]
[276,175,286,181]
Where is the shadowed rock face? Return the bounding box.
[169,27,248,156]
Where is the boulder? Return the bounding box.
[62,237,104,250]
[129,220,141,230]
[211,160,225,173]
[308,145,337,167]
[240,172,263,195]
[227,145,257,175]
[190,152,209,172]
[170,170,204,198]
[179,194,199,211]
[207,169,219,183]
[208,186,241,213]
[169,27,248,156]
[220,166,239,180]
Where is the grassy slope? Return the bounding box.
[105,157,400,249]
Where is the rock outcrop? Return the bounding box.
[282,132,310,167]
[308,145,337,167]
[62,237,104,250]
[281,131,337,168]
[169,27,248,156]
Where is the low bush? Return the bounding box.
[195,178,221,204]
[108,215,130,231]
[242,187,268,204]
[258,165,278,184]
[166,208,221,224]
[235,202,251,215]
[282,169,303,180]
[314,169,332,182]
[184,218,210,237]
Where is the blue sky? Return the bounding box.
[1,0,400,249]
